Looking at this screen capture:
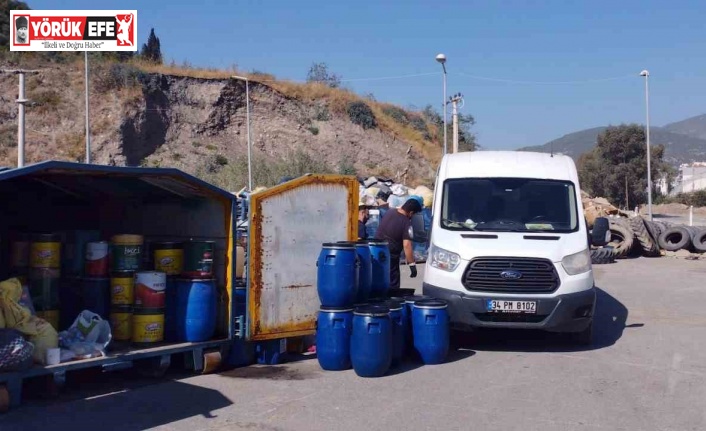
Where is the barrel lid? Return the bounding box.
[319,306,354,312]
[135,271,166,276]
[384,298,404,311]
[153,241,184,248]
[366,240,389,246]
[404,294,431,304]
[413,298,448,309]
[111,234,144,244]
[322,242,355,249]
[354,304,390,317]
[111,270,135,277]
[88,240,109,244]
[31,233,60,241]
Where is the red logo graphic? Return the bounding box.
[115,13,134,46]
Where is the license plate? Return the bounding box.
[486,300,537,314]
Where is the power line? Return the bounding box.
[455,71,635,85]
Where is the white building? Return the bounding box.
[672,162,706,194]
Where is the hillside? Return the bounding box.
[519,115,706,166]
[662,113,706,141]
[0,54,443,190]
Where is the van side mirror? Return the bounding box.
[591,217,610,247]
[411,213,427,243]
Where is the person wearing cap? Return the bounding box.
[374,197,422,289]
[15,16,28,44]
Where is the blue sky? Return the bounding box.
[28,0,706,149]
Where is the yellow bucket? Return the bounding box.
[132,308,165,345]
[30,234,61,269]
[110,271,135,305]
[36,309,60,331]
[110,306,133,341]
[154,243,184,275]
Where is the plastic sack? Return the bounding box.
[390,184,408,196]
[27,317,58,365]
[0,328,34,372]
[0,278,31,328]
[19,283,36,316]
[387,194,409,208]
[412,185,434,208]
[59,310,112,359]
[363,176,378,188]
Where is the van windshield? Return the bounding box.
[440,177,579,232]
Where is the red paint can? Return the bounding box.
[85,241,110,277]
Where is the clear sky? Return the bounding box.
[28,0,706,149]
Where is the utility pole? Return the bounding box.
[450,93,464,153]
[1,68,40,168]
[84,51,92,164]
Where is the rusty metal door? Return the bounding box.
[246,174,358,341]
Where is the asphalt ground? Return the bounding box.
[4,257,706,431]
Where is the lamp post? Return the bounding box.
[1,68,40,168]
[85,51,91,164]
[231,75,253,191]
[435,53,447,156]
[640,70,653,221]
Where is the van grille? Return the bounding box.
[462,257,559,293]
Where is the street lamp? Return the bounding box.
[640,70,653,221]
[231,75,253,191]
[435,53,447,156]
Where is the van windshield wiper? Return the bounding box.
[441,218,476,230]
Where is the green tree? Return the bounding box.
[306,62,341,88]
[421,104,478,151]
[140,28,162,63]
[1,0,31,48]
[577,124,670,208]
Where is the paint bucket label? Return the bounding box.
[132,312,164,343]
[110,309,132,341]
[134,271,166,308]
[154,248,184,275]
[110,275,134,305]
[110,236,143,271]
[86,241,110,276]
[30,242,61,269]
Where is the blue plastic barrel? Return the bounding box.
[351,304,392,377]
[367,240,390,299]
[317,242,359,307]
[412,298,450,365]
[385,299,405,366]
[316,306,354,371]
[164,276,178,341]
[403,295,430,349]
[174,278,217,342]
[355,241,373,303]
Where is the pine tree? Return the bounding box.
[140,28,162,64]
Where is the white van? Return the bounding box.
[422,151,596,344]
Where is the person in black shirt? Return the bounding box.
[358,202,370,239]
[374,198,422,289]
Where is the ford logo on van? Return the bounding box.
[500,270,523,280]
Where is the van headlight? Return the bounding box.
[430,244,461,272]
[561,249,592,275]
